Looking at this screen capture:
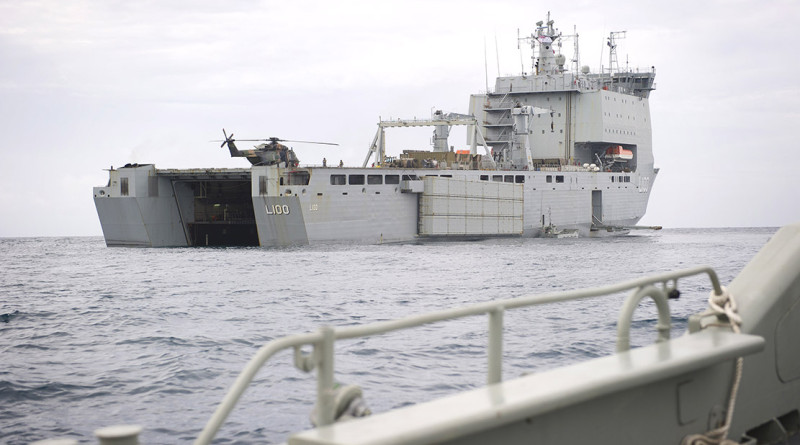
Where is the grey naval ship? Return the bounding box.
[94,15,660,247]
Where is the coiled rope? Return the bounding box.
[682,286,744,445]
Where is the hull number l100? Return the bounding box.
[266,204,290,215]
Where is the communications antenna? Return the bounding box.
[517,28,525,74]
[607,30,626,74]
[484,37,489,92]
[495,33,500,77]
[573,25,580,74]
[559,25,580,74]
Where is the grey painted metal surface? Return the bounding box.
[93,165,188,247]
[253,195,309,246]
[418,176,523,236]
[724,222,800,441]
[288,331,763,445]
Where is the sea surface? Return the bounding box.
[0,227,778,444]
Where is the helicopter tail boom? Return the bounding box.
[218,129,244,158]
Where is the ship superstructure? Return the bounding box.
[473,18,655,174]
[94,15,659,247]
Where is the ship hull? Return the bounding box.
[93,164,657,247]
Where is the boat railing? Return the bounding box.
[194,266,724,445]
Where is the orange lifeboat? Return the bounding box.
[604,145,633,162]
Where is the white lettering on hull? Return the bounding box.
[266,204,291,215]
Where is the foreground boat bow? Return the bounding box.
[38,223,800,444]
[190,223,800,445]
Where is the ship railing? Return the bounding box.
[484,110,512,127]
[535,164,589,172]
[488,83,592,96]
[494,127,512,141]
[485,101,514,110]
[194,266,724,445]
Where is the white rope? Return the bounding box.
[681,286,744,445]
[708,286,742,334]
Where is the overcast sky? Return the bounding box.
[1,0,798,237]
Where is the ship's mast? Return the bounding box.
[532,12,562,75]
[607,30,626,75]
[564,25,580,75]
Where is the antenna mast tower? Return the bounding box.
[607,30,626,75]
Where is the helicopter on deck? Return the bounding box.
[214,129,337,167]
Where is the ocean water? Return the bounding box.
[0,228,778,444]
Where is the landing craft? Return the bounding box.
[213,129,337,167]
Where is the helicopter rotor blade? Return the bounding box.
[212,133,339,146]
[236,137,339,146]
[279,139,339,146]
[216,128,235,148]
